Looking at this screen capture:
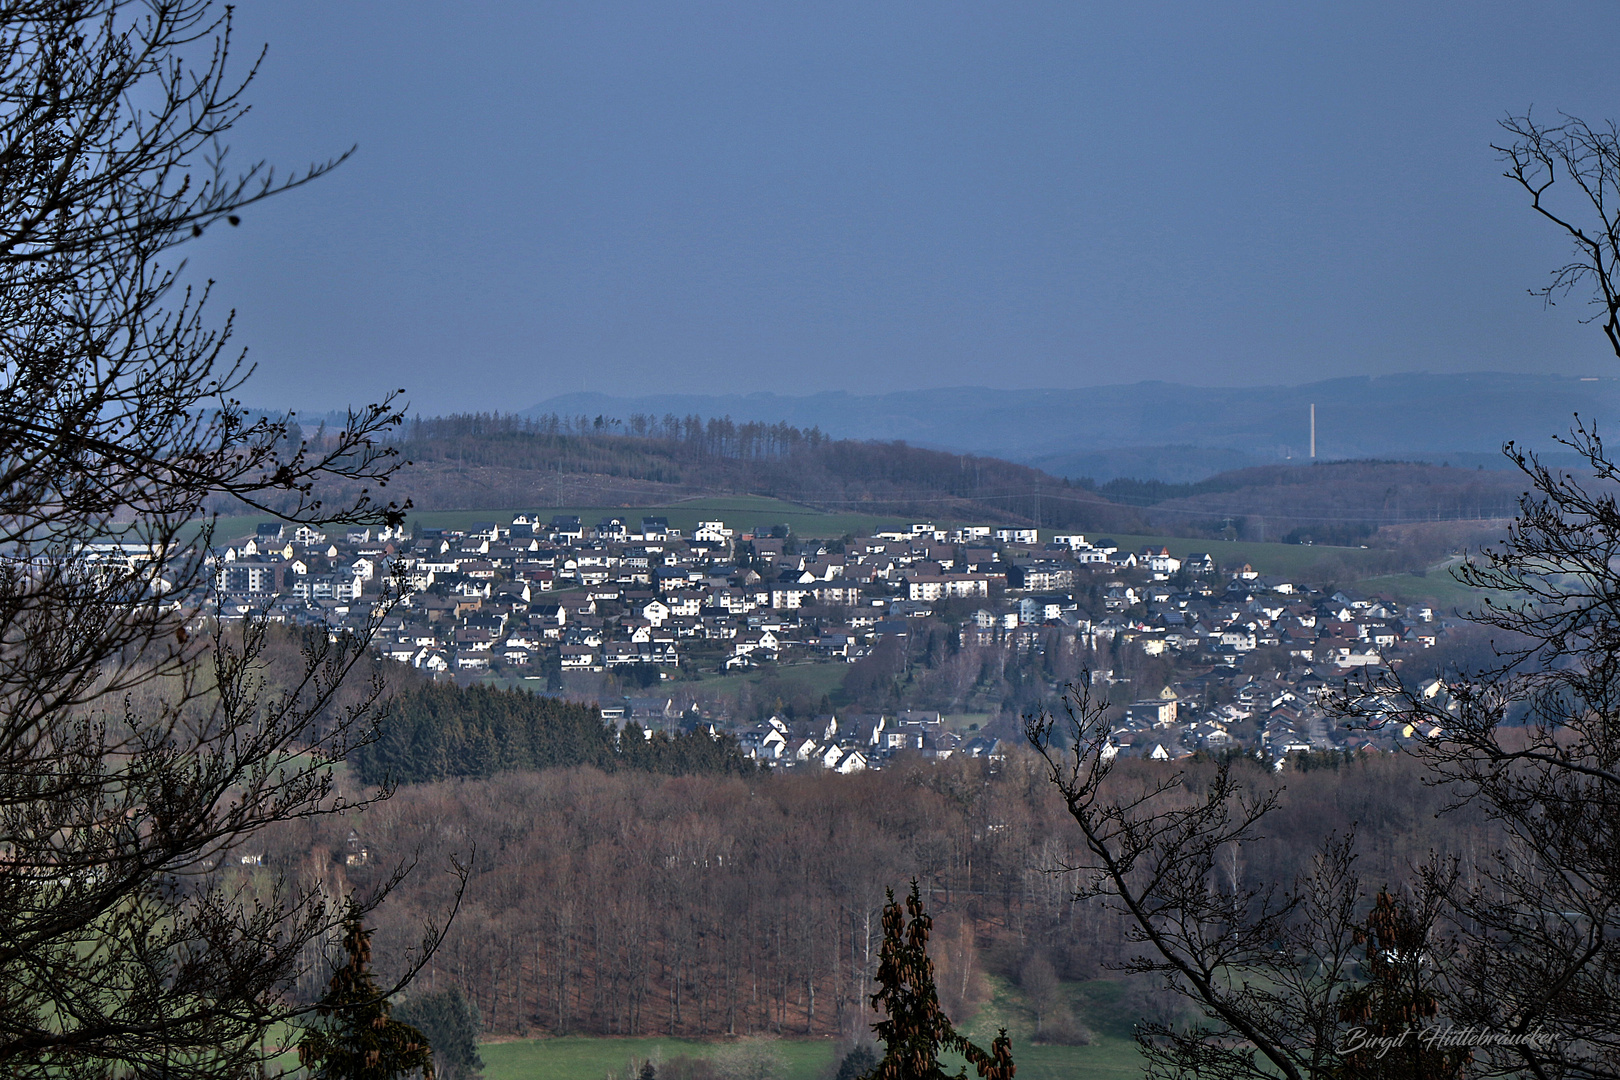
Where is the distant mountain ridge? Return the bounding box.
[523,373,1617,481]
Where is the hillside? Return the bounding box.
[1098,460,1539,546]
[520,373,1618,481]
[241,413,1585,549]
[277,413,1148,532]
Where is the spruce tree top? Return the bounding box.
[299,908,437,1080]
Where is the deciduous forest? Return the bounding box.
[260,750,1493,1044]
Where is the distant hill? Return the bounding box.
[269,414,1148,533]
[1103,460,1538,547]
[523,373,1617,481]
[249,412,1582,555]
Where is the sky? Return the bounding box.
[183,1,1620,414]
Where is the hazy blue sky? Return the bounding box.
[185,2,1620,413]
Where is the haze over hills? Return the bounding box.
[256,413,1546,575]
[523,372,1617,482]
[260,371,1612,552]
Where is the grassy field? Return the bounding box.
[202,504,1393,571]
[395,496,935,540]
[197,499,1382,574]
[670,660,851,700]
[1095,533,1502,605]
[953,973,1149,1080]
[1347,555,1513,612]
[942,711,994,733]
[478,974,1151,1080]
[479,1030,1143,1080]
[481,1036,835,1080]
[1351,570,1490,613]
[1089,532,1392,577]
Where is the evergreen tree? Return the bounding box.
[863,882,1014,1080]
[394,987,485,1080]
[299,908,437,1080]
[836,1045,878,1080]
[351,683,753,784]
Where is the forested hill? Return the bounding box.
[295,412,1148,532]
[1101,460,1541,545]
[522,374,1620,465]
[258,411,1572,540]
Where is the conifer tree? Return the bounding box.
[394,986,485,1080]
[864,882,1014,1080]
[298,908,437,1080]
[837,1045,878,1080]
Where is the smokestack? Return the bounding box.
[1310,403,1316,459]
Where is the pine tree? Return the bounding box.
[864,882,1014,1080]
[298,907,437,1080]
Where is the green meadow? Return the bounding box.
[481,1036,831,1080]
[478,970,1152,1080]
[479,1034,1145,1080]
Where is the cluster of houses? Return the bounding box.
[192,511,1463,766]
[1069,574,1453,764]
[204,516,1159,676]
[736,579,1456,771]
[731,709,1005,773]
[1106,663,1459,768]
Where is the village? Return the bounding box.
[190,511,1465,772]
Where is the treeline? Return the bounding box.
[271,751,1503,1042]
[351,684,755,785]
[1134,460,1533,540]
[336,411,1147,532]
[236,411,1561,538]
[407,412,834,462]
[1085,472,1255,508]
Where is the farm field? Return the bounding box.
[394,496,931,540]
[481,1036,831,1080]
[479,1032,1144,1080]
[207,504,1388,570]
[1089,532,1391,578]
[479,973,1150,1080]
[1350,557,1512,613]
[1353,570,1488,612]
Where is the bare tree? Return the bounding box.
[1496,113,1620,359]
[1350,424,1620,1079]
[1015,109,1620,1080]
[1336,109,1620,1080]
[0,3,444,1077]
[1026,688,1373,1080]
